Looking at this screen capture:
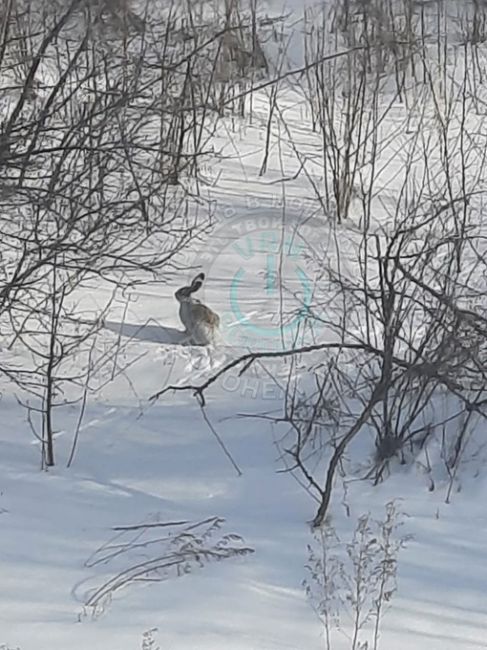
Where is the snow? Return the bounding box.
[2,2,487,649]
[3,375,487,649]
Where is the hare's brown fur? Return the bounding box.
[175,273,219,345]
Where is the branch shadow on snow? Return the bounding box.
[103,319,187,345]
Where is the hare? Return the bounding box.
[175,272,220,345]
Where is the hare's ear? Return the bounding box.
[190,273,205,293]
[175,285,191,299]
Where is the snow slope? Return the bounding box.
[2,5,487,650]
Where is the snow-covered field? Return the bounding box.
[2,1,487,649]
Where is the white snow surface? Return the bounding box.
[2,6,487,649]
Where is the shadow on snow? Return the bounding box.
[103,318,187,345]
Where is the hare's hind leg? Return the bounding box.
[191,321,215,346]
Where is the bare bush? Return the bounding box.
[304,501,409,650]
[81,516,254,617]
[141,628,160,650]
[152,14,487,528]
[0,0,271,465]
